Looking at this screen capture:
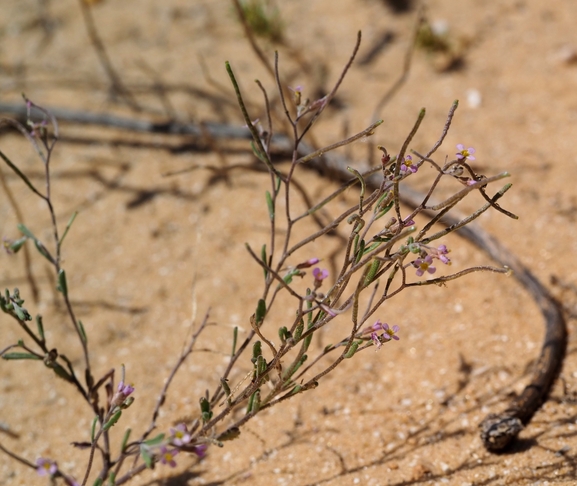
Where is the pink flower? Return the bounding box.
[170,423,191,446]
[413,255,436,277]
[456,144,476,161]
[313,267,329,282]
[312,267,329,289]
[400,155,418,174]
[382,323,400,341]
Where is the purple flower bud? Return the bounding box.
[111,381,135,408]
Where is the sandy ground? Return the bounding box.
[1,0,577,485]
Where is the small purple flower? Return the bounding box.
[313,267,329,289]
[36,458,57,477]
[365,320,400,349]
[413,255,436,277]
[400,155,418,174]
[313,267,329,282]
[159,446,179,468]
[456,144,476,161]
[382,323,400,341]
[170,423,191,446]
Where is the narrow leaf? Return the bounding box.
[78,320,87,344]
[255,299,266,326]
[50,363,74,382]
[91,416,98,441]
[344,341,360,358]
[231,326,238,356]
[143,433,165,446]
[2,352,41,360]
[265,191,274,220]
[120,428,131,452]
[17,224,53,262]
[7,236,27,253]
[36,315,45,341]
[103,410,122,431]
[59,211,78,246]
[140,445,153,469]
[107,472,116,486]
[57,269,68,297]
[260,244,268,279]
